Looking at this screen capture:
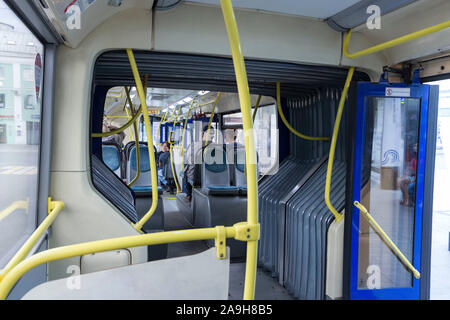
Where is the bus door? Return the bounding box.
[348,75,439,300]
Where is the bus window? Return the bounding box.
[0,0,44,267]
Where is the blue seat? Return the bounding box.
[131,186,163,193]
[102,143,122,178]
[201,144,239,196]
[127,145,159,189]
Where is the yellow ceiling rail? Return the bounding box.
[277,82,330,142]
[0,222,259,300]
[252,95,262,122]
[0,198,64,281]
[343,20,450,59]
[204,92,222,147]
[325,67,354,223]
[127,49,159,232]
[220,0,259,301]
[354,201,420,279]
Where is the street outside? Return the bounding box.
[0,144,39,268]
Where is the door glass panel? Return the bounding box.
[0,1,44,267]
[358,97,420,289]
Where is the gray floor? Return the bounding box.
[161,195,294,300]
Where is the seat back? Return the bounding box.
[127,145,154,187]
[102,143,122,178]
[202,144,230,188]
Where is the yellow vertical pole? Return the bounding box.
[324,67,354,223]
[126,49,159,231]
[220,0,259,300]
[125,86,141,187]
[204,92,222,147]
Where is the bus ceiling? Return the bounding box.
[14,1,443,55]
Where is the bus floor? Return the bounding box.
[161,195,294,300]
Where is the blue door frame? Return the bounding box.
[350,81,431,300]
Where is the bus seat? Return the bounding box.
[102,143,122,178]
[22,248,230,300]
[201,145,239,196]
[127,145,156,188]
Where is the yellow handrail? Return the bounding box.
[0,222,259,299]
[0,199,28,223]
[252,95,262,122]
[277,82,330,142]
[325,67,355,223]
[126,86,141,187]
[343,20,450,59]
[93,108,142,138]
[220,0,259,300]
[127,49,159,232]
[0,199,64,281]
[204,92,222,147]
[353,201,420,279]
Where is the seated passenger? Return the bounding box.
[183,125,215,202]
[158,142,170,190]
[397,143,417,207]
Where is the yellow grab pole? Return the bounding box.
[0,199,64,281]
[204,92,222,147]
[125,86,141,187]
[344,20,450,59]
[325,67,354,223]
[252,95,262,122]
[220,0,259,300]
[125,108,135,142]
[181,100,196,171]
[277,82,330,142]
[126,49,159,232]
[354,201,420,279]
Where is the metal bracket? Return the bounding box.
[215,226,227,260]
[412,67,424,85]
[233,222,260,242]
[379,70,389,84]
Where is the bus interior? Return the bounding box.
[0,0,449,301]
